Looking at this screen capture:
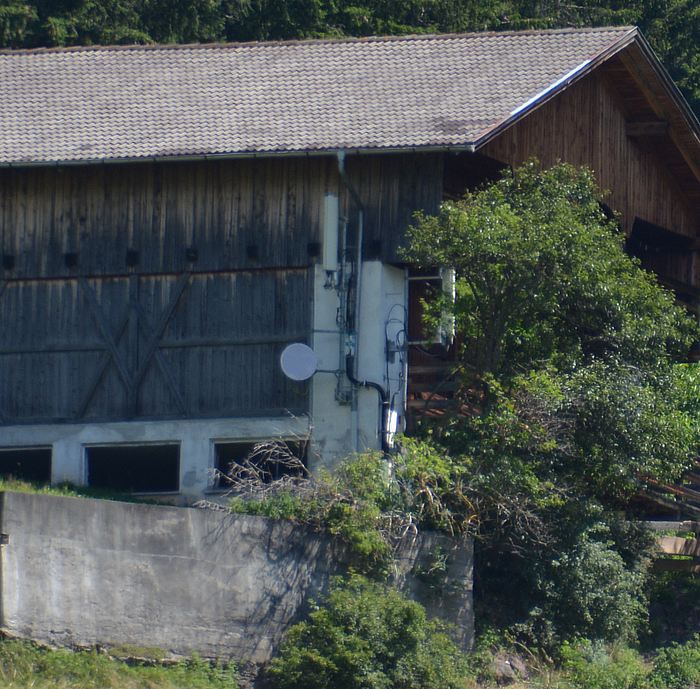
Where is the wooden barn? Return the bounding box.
[1,26,699,499]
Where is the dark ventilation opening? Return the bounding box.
[626,218,699,311]
[0,448,52,483]
[214,440,308,487]
[443,151,507,201]
[627,217,693,256]
[87,444,180,493]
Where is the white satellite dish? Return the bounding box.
[280,343,317,381]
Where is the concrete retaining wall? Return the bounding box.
[0,491,473,662]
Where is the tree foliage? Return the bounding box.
[267,575,471,689]
[408,161,692,381]
[406,161,698,498]
[403,161,700,648]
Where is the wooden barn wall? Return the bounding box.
[0,157,333,277]
[481,72,700,287]
[0,269,311,424]
[0,153,441,424]
[345,153,443,263]
[0,153,441,279]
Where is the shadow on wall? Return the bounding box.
[0,491,473,663]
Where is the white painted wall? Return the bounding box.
[0,416,311,502]
[310,261,406,471]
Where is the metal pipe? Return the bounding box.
[336,151,391,455]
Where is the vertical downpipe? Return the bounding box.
[337,152,364,452]
[323,192,340,275]
[337,151,390,455]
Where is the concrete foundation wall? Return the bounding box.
[0,491,473,662]
[0,416,312,502]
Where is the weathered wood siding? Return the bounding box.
[0,153,441,424]
[0,158,334,277]
[0,270,311,423]
[345,153,443,263]
[482,71,700,286]
[0,154,441,278]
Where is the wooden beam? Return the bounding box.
[132,301,188,416]
[74,304,132,420]
[653,559,700,573]
[626,121,669,136]
[643,520,700,531]
[408,382,460,394]
[408,363,459,375]
[0,334,310,356]
[407,399,453,409]
[620,49,700,189]
[0,343,106,355]
[158,334,308,348]
[79,278,135,399]
[642,489,700,518]
[669,483,700,503]
[659,535,700,557]
[130,272,191,413]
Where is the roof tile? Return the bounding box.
[0,28,635,164]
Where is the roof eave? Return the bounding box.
[0,144,477,169]
[631,31,700,143]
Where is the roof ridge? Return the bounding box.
[0,25,637,56]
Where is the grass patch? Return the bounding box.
[105,644,167,662]
[0,638,238,689]
[0,477,171,505]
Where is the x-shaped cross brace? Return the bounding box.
[77,273,191,419]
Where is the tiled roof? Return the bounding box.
[0,27,636,165]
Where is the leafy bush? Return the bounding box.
[544,526,647,642]
[267,575,471,689]
[648,635,700,689]
[403,161,700,650]
[558,636,700,689]
[228,445,478,577]
[558,641,650,689]
[228,452,396,578]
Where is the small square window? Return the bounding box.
[0,447,52,483]
[87,444,179,493]
[214,440,307,488]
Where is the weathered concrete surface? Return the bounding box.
[0,491,473,662]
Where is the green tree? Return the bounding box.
[404,161,699,647]
[406,161,697,496]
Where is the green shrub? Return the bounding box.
[648,635,700,689]
[558,641,650,689]
[267,575,471,689]
[544,526,648,643]
[229,453,400,578]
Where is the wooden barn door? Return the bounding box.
[0,269,311,424]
